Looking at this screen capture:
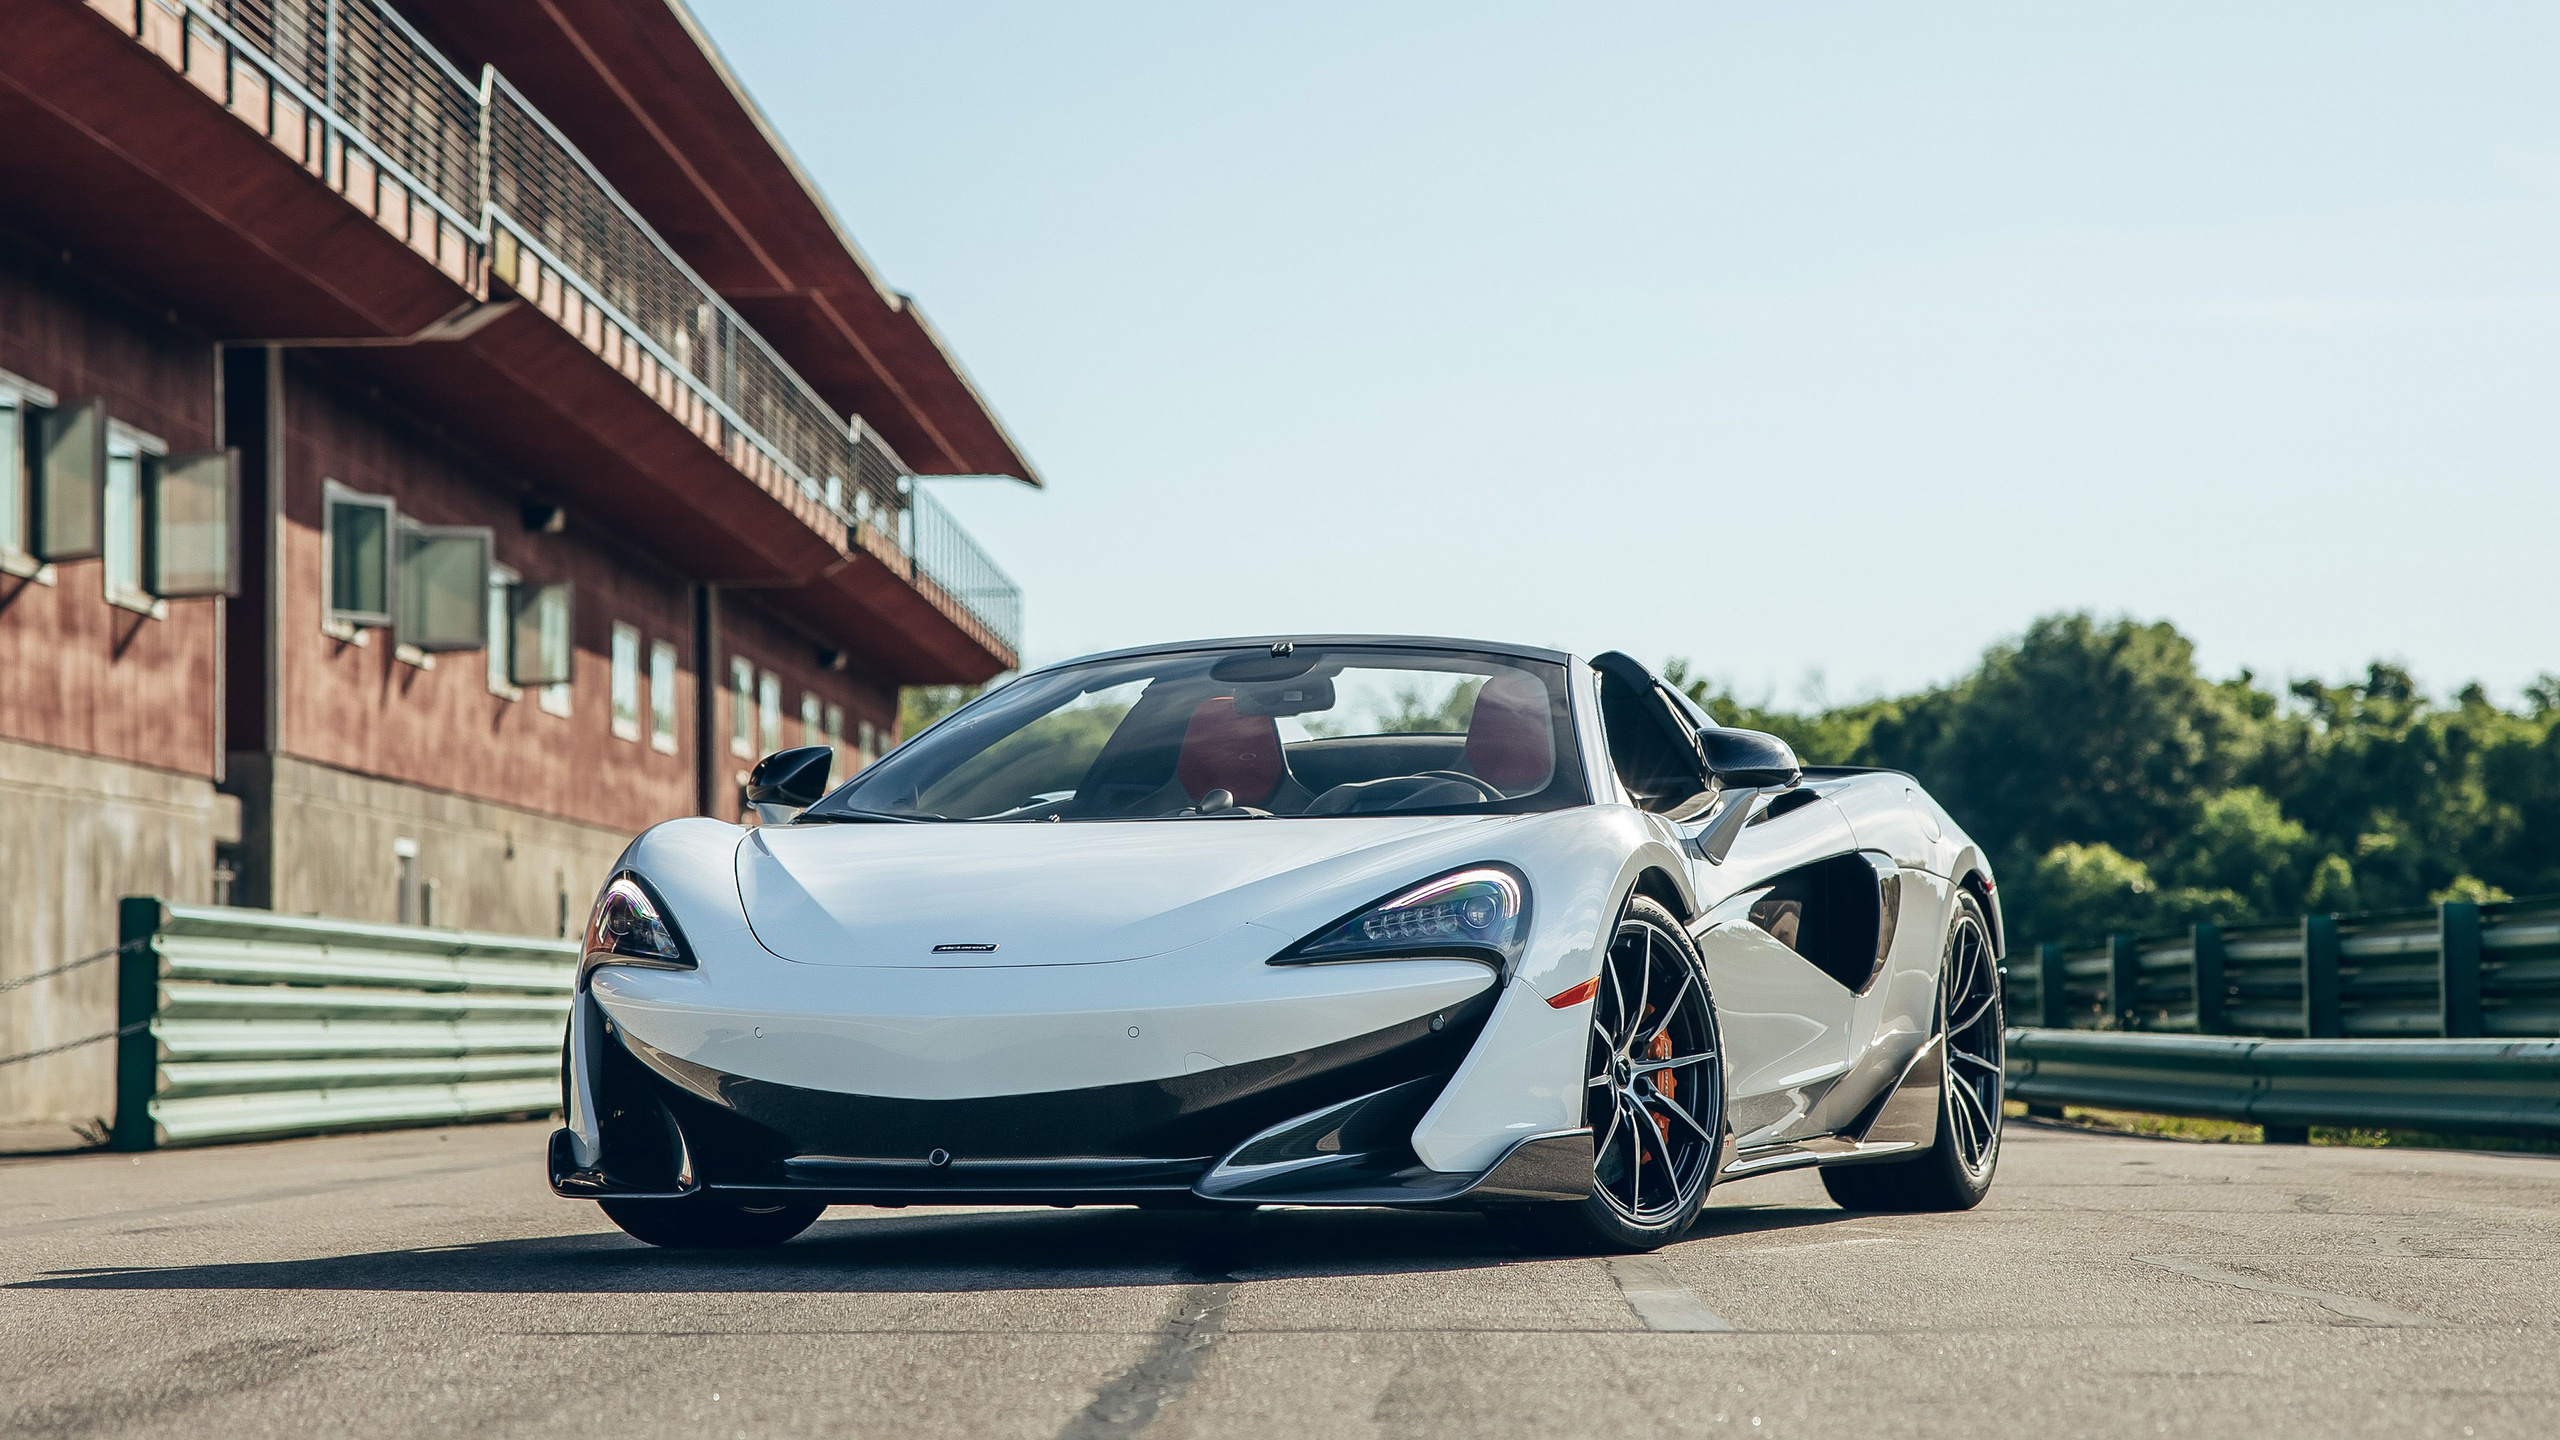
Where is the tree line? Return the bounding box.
[1671,613,2560,948]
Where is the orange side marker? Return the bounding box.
[1545,976,1599,1009]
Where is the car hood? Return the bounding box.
[735,815,1520,967]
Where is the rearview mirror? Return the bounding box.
[747,745,833,822]
[1699,728,1801,791]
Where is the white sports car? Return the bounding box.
[554,636,2007,1252]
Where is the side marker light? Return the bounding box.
[1546,976,1599,1009]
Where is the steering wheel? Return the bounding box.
[1308,771,1504,815]
[1408,770,1505,803]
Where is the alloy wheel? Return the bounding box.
[1940,910,2003,1178]
[1583,914,1721,1226]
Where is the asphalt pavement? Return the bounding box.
[2,1119,2554,1439]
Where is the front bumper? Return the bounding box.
[553,974,1591,1208]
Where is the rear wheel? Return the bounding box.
[1821,892,2002,1212]
[599,1193,826,1248]
[1511,897,1724,1254]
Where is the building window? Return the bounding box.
[34,396,103,564]
[501,580,574,714]
[103,424,166,614]
[395,524,491,656]
[611,623,642,741]
[800,691,822,748]
[649,640,679,753]
[758,671,782,757]
[486,564,522,699]
[324,480,395,630]
[729,655,756,758]
[824,703,846,773]
[148,450,238,598]
[858,719,878,768]
[0,372,48,569]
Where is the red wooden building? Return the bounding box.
[0,0,1037,1146]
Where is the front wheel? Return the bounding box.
[1511,897,1724,1254]
[1821,892,2003,1212]
[599,1193,827,1248]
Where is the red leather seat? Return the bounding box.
[1465,672,1555,793]
[1175,697,1286,806]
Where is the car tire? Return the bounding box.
[1509,896,1725,1255]
[1820,891,2003,1213]
[598,1194,827,1248]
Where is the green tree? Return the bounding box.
[1665,614,2559,947]
[1876,614,2258,870]
[898,682,989,744]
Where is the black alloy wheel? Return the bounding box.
[1512,895,1724,1253]
[1820,891,2003,1212]
[1939,901,2005,1178]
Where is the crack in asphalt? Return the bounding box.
[1055,1277,1237,1439]
[2131,1254,2436,1327]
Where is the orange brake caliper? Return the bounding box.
[1646,1027,1677,1147]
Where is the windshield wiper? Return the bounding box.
[797,807,939,824]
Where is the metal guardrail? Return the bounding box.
[112,898,571,1150]
[2006,1028,2560,1138]
[113,0,1024,656]
[2003,896,2560,1039]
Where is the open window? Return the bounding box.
[395,523,492,651]
[324,481,396,629]
[1746,852,1901,994]
[148,449,240,598]
[102,423,170,611]
[36,398,106,563]
[1590,651,1710,816]
[1,370,62,569]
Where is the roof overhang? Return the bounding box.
[403,0,1043,488]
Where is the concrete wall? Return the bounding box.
[247,753,634,940]
[0,737,220,1151]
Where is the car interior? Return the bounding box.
[867,648,1590,821]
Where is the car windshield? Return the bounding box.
[804,644,1589,822]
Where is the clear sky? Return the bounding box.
[689,1,2559,705]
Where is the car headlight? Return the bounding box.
[581,874,691,978]
[1274,865,1529,971]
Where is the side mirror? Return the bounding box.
[1698,728,1801,791]
[745,745,833,823]
[1686,728,1803,866]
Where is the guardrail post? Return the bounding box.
[2301,914,2342,1039]
[2437,901,2483,1038]
[2108,933,2141,1030]
[111,897,165,1153]
[2191,922,2226,1034]
[2037,942,2069,1029]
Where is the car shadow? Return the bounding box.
[13,1196,1869,1296]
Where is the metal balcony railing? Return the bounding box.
[119,0,1023,656]
[194,3,481,219]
